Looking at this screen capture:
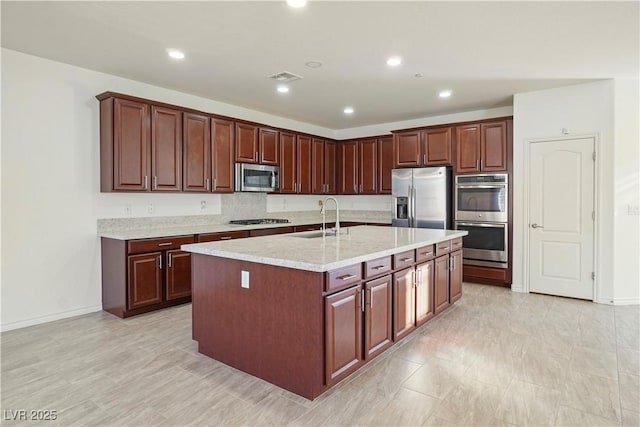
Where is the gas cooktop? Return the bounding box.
[229,218,290,225]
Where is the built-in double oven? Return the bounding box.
[455,174,508,269]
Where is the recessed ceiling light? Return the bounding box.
[167,49,185,60]
[386,56,402,67]
[439,90,452,98]
[343,107,354,114]
[277,85,290,93]
[287,0,307,8]
[305,60,323,68]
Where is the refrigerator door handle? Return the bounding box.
[407,185,413,227]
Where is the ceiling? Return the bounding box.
[2,1,638,129]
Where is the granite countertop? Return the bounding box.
[181,225,467,272]
[99,218,389,240]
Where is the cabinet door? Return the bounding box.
[279,132,297,193]
[211,118,234,193]
[113,98,150,191]
[235,123,259,163]
[151,106,182,191]
[324,142,336,194]
[311,138,326,194]
[378,136,393,194]
[480,121,508,172]
[338,141,358,194]
[128,252,162,310]
[393,268,416,341]
[259,128,279,165]
[415,260,435,326]
[393,130,421,168]
[297,135,313,193]
[183,113,211,192]
[325,285,363,385]
[423,127,452,165]
[434,255,450,314]
[166,250,191,301]
[364,275,393,360]
[358,139,378,194]
[449,250,463,303]
[455,124,480,174]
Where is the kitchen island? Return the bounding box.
[182,225,467,400]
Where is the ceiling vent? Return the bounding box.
[268,71,303,84]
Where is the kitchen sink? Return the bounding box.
[293,231,331,238]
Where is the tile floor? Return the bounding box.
[2,283,639,426]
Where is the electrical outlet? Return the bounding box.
[201,200,207,210]
[629,205,640,216]
[318,200,323,206]
[125,204,132,215]
[148,203,155,214]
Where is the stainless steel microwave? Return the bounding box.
[235,163,280,192]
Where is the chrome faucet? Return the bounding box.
[320,196,340,235]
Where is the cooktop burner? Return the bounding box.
[229,218,290,225]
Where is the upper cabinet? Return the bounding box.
[455,120,509,174]
[378,137,393,194]
[358,139,378,194]
[279,132,297,194]
[337,141,359,194]
[183,112,211,192]
[337,138,384,195]
[235,123,259,163]
[259,127,279,165]
[211,118,235,193]
[151,106,182,191]
[393,127,452,168]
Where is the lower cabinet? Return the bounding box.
[393,268,416,341]
[166,249,192,301]
[415,260,435,326]
[364,275,393,360]
[450,250,463,303]
[434,254,450,315]
[128,252,163,310]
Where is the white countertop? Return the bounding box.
[181,226,467,272]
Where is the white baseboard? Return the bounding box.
[1,304,103,332]
[611,297,640,306]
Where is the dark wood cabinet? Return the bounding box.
[423,127,452,165]
[415,260,435,326]
[449,250,463,303]
[312,138,326,194]
[393,268,416,341]
[434,255,450,314]
[166,250,192,301]
[324,285,363,385]
[259,127,279,165]
[364,275,393,360]
[393,130,421,168]
[337,141,358,194]
[211,118,234,192]
[455,120,508,173]
[127,252,162,310]
[297,135,313,194]
[358,139,378,194]
[235,123,259,163]
[279,132,297,194]
[378,136,393,194]
[151,106,182,191]
[249,226,294,237]
[197,230,250,242]
[325,141,336,194]
[183,112,211,192]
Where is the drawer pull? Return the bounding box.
[157,242,172,247]
[400,257,413,262]
[372,265,387,270]
[337,274,357,281]
[420,251,433,255]
[220,236,232,240]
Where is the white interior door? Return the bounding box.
[529,137,595,300]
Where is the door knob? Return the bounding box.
[531,223,544,229]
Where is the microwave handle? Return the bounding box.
[270,171,276,188]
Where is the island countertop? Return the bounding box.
[181,225,467,272]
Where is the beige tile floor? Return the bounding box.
[2,283,639,427]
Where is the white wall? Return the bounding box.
[513,80,640,304]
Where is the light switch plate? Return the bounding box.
[241,270,250,289]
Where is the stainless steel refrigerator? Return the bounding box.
[391,167,452,229]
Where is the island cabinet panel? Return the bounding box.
[393,268,416,341]
[235,123,259,163]
[165,249,191,301]
[423,127,452,165]
[434,255,450,314]
[151,106,182,191]
[259,127,279,165]
[364,256,392,279]
[211,118,235,193]
[364,275,393,360]
[326,264,362,293]
[415,260,435,326]
[378,136,394,194]
[128,252,162,310]
[450,250,463,303]
[183,112,211,192]
[325,285,363,385]
[192,255,326,399]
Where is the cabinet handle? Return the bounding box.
[480,159,483,170]
[369,288,373,309]
[416,154,419,164]
[412,270,416,288]
[372,265,386,270]
[418,268,422,287]
[256,151,259,162]
[420,251,433,256]
[206,178,210,191]
[213,178,217,191]
[220,236,232,240]
[158,255,162,269]
[158,242,172,247]
[153,176,158,190]
[449,257,453,271]
[476,160,480,170]
[168,253,172,268]
[361,289,365,312]
[337,274,356,281]
[423,154,426,165]
[401,257,413,262]
[144,175,148,190]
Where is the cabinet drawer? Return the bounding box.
[393,250,415,269]
[436,240,451,256]
[451,237,463,252]
[294,224,322,232]
[416,244,435,262]
[197,231,250,242]
[326,264,362,293]
[364,256,392,279]
[128,235,195,254]
[249,226,294,237]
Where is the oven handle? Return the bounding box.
[456,185,507,189]
[456,222,506,228]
